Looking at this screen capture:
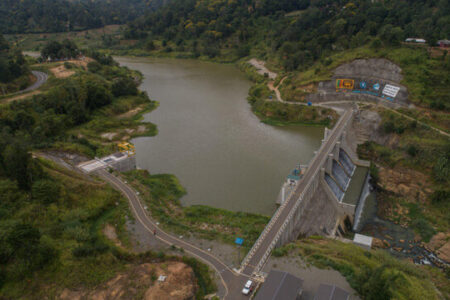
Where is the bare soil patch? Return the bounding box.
[49,58,94,78]
[103,224,123,249]
[117,106,144,119]
[50,65,75,78]
[426,232,450,262]
[101,132,118,141]
[60,262,197,300]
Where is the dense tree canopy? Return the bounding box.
[0,35,28,84]
[0,0,168,33]
[0,49,146,286]
[40,39,79,60]
[125,0,450,68]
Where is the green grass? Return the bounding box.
[357,108,449,238]
[287,237,443,300]
[123,170,270,251]
[64,93,158,157]
[247,82,338,127]
[6,25,123,52]
[279,44,449,131]
[0,157,132,298]
[0,158,218,299]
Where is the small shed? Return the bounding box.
[255,270,303,300]
[437,40,450,48]
[353,233,373,250]
[405,38,426,44]
[314,284,350,300]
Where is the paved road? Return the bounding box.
[21,71,48,93]
[241,109,353,276]
[97,169,252,300]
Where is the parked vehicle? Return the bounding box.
[242,280,253,295]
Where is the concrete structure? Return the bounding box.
[353,233,373,250]
[78,152,136,173]
[240,109,370,277]
[314,284,350,300]
[255,270,303,300]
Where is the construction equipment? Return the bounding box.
[117,142,136,156]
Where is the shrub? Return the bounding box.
[433,155,450,183]
[430,190,449,206]
[407,145,418,157]
[410,218,435,242]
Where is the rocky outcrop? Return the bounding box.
[334,58,403,83]
[427,232,450,263]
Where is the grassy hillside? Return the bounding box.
[0,42,219,298]
[274,237,448,299]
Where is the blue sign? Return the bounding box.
[359,81,367,89]
[235,237,244,246]
[373,83,380,91]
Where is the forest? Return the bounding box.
[0,0,168,34]
[122,0,449,111]
[0,35,29,93]
[125,0,449,67]
[0,38,147,293]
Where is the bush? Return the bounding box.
[112,77,138,97]
[430,190,449,205]
[63,62,74,69]
[432,155,450,183]
[410,218,435,242]
[407,145,418,157]
[87,61,102,73]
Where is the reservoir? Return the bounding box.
[116,57,323,215]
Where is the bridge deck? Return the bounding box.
[241,109,353,276]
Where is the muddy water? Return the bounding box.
[115,57,323,215]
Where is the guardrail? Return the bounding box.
[240,109,354,274]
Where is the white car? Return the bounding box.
[242,280,253,295]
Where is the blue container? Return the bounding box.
[307,101,312,106]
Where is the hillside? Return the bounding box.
[0,35,30,94]
[121,0,449,110]
[0,38,218,298]
[0,0,168,34]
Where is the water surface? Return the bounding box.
[116,57,323,215]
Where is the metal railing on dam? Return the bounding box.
[239,109,354,277]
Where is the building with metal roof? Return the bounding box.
[314,284,350,300]
[255,270,303,300]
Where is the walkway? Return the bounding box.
[240,109,353,276]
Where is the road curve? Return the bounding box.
[97,169,251,300]
[21,71,48,93]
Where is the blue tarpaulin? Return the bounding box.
[235,237,244,245]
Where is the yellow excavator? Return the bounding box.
[117,142,136,156]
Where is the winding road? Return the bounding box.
[97,169,252,300]
[22,71,48,93]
